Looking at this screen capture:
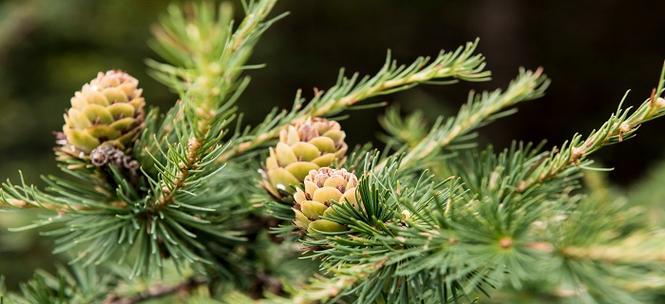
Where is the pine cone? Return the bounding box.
[262,118,348,198]
[62,70,145,153]
[293,168,357,233]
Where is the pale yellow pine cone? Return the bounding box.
[262,117,348,198]
[293,167,358,233]
[62,70,145,153]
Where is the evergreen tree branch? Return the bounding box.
[290,259,388,304]
[2,0,283,278]
[1,1,664,302]
[287,161,480,303]
[148,0,281,209]
[526,237,665,265]
[561,242,665,263]
[293,142,665,303]
[217,39,491,163]
[516,63,665,194]
[0,179,61,211]
[1,265,119,304]
[152,137,205,209]
[103,277,207,304]
[378,106,429,148]
[393,68,549,170]
[1,166,116,213]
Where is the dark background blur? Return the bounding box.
[0,0,664,287]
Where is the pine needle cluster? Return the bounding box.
[1,1,665,303]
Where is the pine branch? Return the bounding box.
[522,197,665,302]
[0,167,115,213]
[103,277,207,304]
[1,1,664,302]
[394,68,549,170]
[3,265,118,304]
[290,259,388,304]
[149,0,281,209]
[526,238,665,265]
[217,39,491,163]
[378,106,429,148]
[516,63,665,194]
[292,139,659,303]
[0,179,61,211]
[562,243,665,264]
[287,161,479,303]
[2,0,282,279]
[152,137,204,209]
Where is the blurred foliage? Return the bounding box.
[0,210,54,289]
[629,157,665,226]
[0,0,663,293]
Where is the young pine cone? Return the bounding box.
[62,70,145,153]
[262,118,348,199]
[293,168,357,233]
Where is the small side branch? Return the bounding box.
[517,64,665,194]
[153,137,201,208]
[396,68,548,169]
[217,40,491,163]
[103,277,207,304]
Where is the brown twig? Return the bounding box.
[103,277,207,304]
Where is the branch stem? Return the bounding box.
[103,277,206,304]
[518,84,665,194]
[217,41,490,163]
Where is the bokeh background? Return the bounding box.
[0,0,664,289]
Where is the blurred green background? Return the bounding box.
[0,0,664,289]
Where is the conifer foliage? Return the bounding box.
[2,0,665,303]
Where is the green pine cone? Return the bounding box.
[62,70,145,153]
[292,167,358,233]
[262,117,348,199]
